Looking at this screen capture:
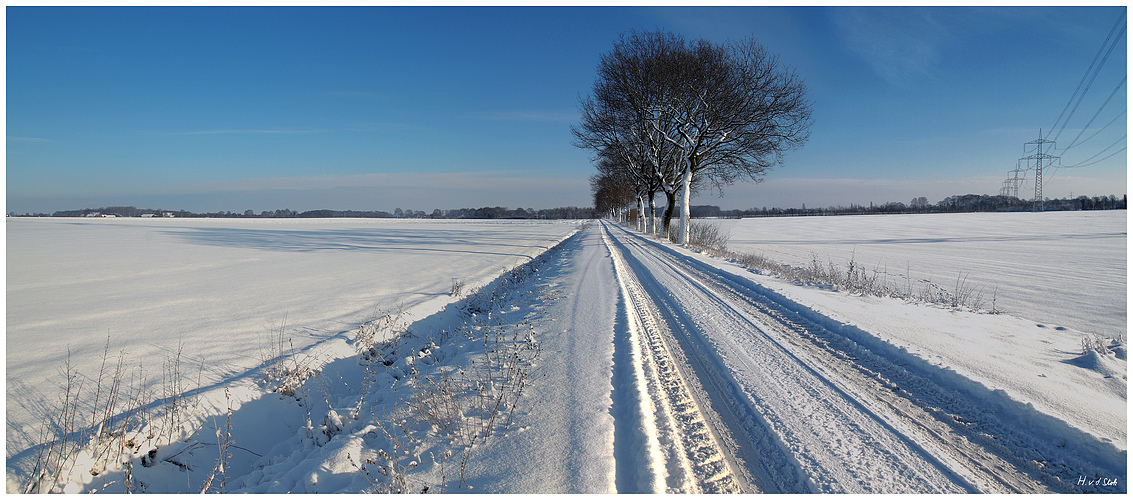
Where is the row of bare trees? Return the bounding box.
[574,29,813,242]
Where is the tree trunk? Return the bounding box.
[679,166,692,245]
[637,196,646,232]
[646,191,657,236]
[662,190,677,239]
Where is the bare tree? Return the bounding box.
[590,166,637,223]
[658,36,812,243]
[573,30,686,236]
[575,30,812,243]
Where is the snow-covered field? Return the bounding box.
[717,211,1126,337]
[6,214,1125,493]
[6,217,582,489]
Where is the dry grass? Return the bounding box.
[22,334,205,493]
[657,219,997,313]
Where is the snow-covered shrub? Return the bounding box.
[1081,334,1107,354]
[199,388,235,494]
[354,305,411,355]
[450,278,466,298]
[352,417,428,494]
[22,353,85,493]
[410,319,539,440]
[1081,333,1126,360]
[684,220,731,254]
[259,319,317,398]
[1112,336,1127,360]
[22,336,197,494]
[344,228,577,492]
[158,341,203,443]
[367,237,560,490]
[713,242,997,313]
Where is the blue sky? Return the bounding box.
[6,5,1127,214]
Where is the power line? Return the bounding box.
[1076,146,1127,168]
[1063,134,1127,168]
[1046,10,1126,142]
[1051,24,1126,144]
[1046,134,1125,189]
[1059,75,1127,152]
[1003,11,1127,209]
[1060,109,1126,153]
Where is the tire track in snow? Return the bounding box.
[632,223,1125,492]
[603,222,980,493]
[605,221,1122,492]
[666,259,1049,493]
[604,226,667,493]
[601,223,746,493]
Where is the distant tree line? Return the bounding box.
[14,205,600,219]
[654,194,1125,219]
[8,195,1122,220]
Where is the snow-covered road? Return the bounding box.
[592,220,1121,493]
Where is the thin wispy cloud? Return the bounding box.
[183,170,577,193]
[117,170,593,212]
[326,90,383,100]
[168,128,326,136]
[6,136,49,142]
[830,7,953,86]
[476,110,578,123]
[342,122,419,132]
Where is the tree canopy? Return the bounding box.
[574,29,812,241]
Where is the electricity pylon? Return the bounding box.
[1000,168,1026,198]
[1018,130,1060,212]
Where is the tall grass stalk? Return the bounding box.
[22,334,209,493]
[663,219,998,313]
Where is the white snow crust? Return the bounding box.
[5,214,1126,493]
[6,218,581,482]
[719,211,1126,336]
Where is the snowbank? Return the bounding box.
[6,217,581,489]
